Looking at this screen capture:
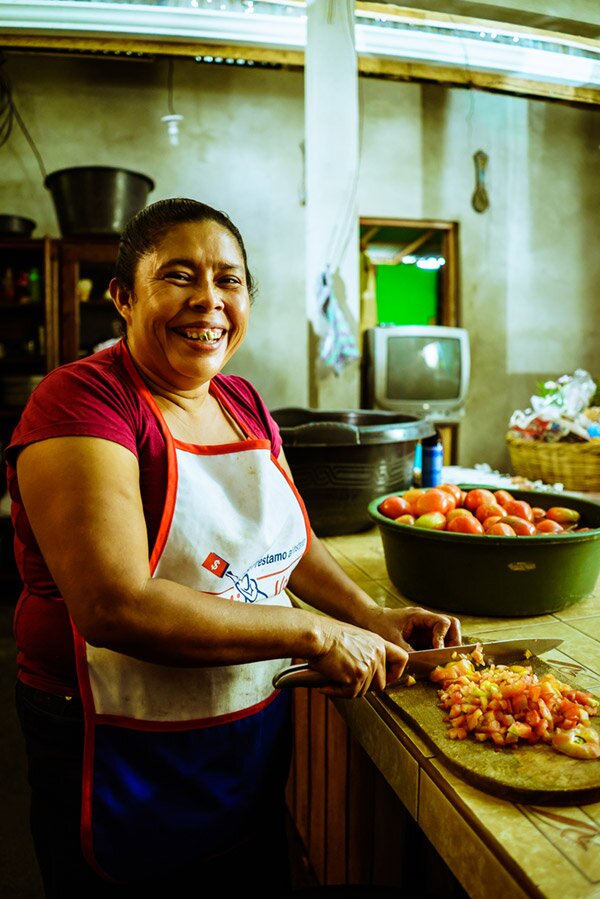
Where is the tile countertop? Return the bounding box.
[321,526,600,899]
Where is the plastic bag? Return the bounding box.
[508,369,598,442]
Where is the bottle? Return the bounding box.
[28,267,42,303]
[16,271,31,304]
[1,267,15,303]
[421,431,443,487]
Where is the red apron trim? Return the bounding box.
[93,689,281,731]
[174,438,271,455]
[270,452,312,556]
[71,624,120,882]
[119,342,178,572]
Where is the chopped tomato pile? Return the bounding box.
[430,647,600,759]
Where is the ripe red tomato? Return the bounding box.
[414,488,454,517]
[482,515,505,531]
[531,507,547,522]
[494,489,514,507]
[447,514,484,535]
[536,519,564,534]
[475,501,506,523]
[414,511,447,530]
[446,507,472,523]
[502,499,534,522]
[378,495,412,519]
[486,522,517,536]
[438,483,462,504]
[464,488,496,512]
[502,515,537,536]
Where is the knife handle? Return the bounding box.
[273,663,329,688]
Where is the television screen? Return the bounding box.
[361,325,470,421]
[386,335,462,401]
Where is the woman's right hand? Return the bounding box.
[305,619,409,699]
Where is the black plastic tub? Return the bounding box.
[44,166,155,236]
[368,486,600,616]
[272,407,435,537]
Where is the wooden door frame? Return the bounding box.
[359,217,460,327]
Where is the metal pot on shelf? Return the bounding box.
[44,166,155,237]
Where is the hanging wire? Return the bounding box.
[0,52,48,181]
[0,53,15,148]
[167,57,176,116]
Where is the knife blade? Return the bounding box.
[271,638,564,689]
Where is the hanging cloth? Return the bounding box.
[317,266,360,376]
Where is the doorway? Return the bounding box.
[358,217,461,464]
[359,217,459,334]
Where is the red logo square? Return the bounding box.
[202,552,229,578]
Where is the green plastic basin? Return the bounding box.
[368,486,600,617]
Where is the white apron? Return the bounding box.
[72,344,311,882]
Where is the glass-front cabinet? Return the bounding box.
[0,237,59,598]
[0,236,121,600]
[59,238,120,363]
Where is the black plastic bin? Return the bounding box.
[272,407,434,537]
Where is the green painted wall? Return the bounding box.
[375,263,439,325]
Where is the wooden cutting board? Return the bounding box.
[381,657,600,805]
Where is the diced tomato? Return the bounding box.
[430,648,600,759]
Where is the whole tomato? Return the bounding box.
[502,515,537,536]
[536,519,564,534]
[403,488,427,506]
[464,488,496,512]
[475,501,506,523]
[486,522,517,536]
[414,511,447,530]
[378,495,412,520]
[438,483,462,504]
[482,515,505,531]
[395,514,416,526]
[414,488,454,517]
[494,489,514,507]
[503,499,534,522]
[446,507,472,523]
[447,514,484,535]
[546,507,581,524]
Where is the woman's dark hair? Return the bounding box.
[114,197,256,299]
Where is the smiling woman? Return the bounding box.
[111,217,251,396]
[5,197,461,895]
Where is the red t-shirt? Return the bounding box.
[5,341,283,695]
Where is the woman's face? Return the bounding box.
[114,219,250,392]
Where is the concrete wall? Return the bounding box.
[1,53,598,473]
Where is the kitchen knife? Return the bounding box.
[272,638,563,689]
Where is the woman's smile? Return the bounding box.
[171,324,227,348]
[176,327,224,344]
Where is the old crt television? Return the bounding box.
[362,325,470,422]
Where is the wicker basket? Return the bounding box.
[506,434,600,492]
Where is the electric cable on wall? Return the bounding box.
[0,52,48,181]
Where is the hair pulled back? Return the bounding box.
[114,197,255,299]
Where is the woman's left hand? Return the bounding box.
[359,605,462,653]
